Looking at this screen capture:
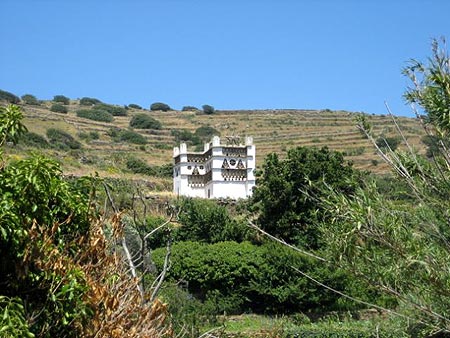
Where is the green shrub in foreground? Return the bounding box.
[76,109,114,122]
[79,97,101,106]
[94,103,127,116]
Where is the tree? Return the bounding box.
[130,113,162,129]
[150,102,171,111]
[21,94,40,105]
[79,97,101,106]
[181,106,199,112]
[251,146,360,248]
[194,125,219,142]
[0,89,20,104]
[0,104,171,337]
[202,104,215,114]
[53,95,70,105]
[321,39,450,335]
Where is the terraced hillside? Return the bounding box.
[3,99,426,184]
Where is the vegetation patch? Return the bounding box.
[76,109,114,122]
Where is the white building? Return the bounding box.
[173,136,256,199]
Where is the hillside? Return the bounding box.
[3,98,426,184]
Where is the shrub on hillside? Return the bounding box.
[79,97,101,106]
[181,106,199,112]
[202,104,215,114]
[20,131,50,148]
[150,102,171,111]
[78,131,99,141]
[171,129,201,146]
[94,103,127,116]
[375,136,401,151]
[0,89,20,103]
[129,114,162,129]
[50,103,68,114]
[128,103,142,110]
[126,157,154,176]
[76,109,114,122]
[195,125,219,141]
[21,94,40,106]
[53,95,70,105]
[109,128,147,144]
[46,128,81,150]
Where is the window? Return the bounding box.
[200,165,204,169]
[187,165,192,170]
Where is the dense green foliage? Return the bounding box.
[53,95,70,105]
[150,102,171,111]
[154,241,354,315]
[0,89,20,103]
[129,113,162,129]
[21,94,40,105]
[171,129,201,146]
[76,109,114,122]
[50,103,68,113]
[46,128,81,150]
[251,146,360,248]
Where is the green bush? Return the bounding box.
[202,104,215,114]
[76,109,114,122]
[128,103,142,110]
[181,106,199,111]
[50,103,68,114]
[21,94,40,105]
[46,128,81,150]
[78,131,99,141]
[129,113,162,129]
[0,89,20,103]
[79,97,101,106]
[53,95,70,105]
[111,129,147,144]
[94,103,127,116]
[150,102,171,111]
[126,157,154,175]
[171,129,201,146]
[20,131,50,148]
[195,125,219,141]
[375,136,401,151]
[153,241,350,315]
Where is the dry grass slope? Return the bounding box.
[5,100,426,181]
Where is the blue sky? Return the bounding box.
[1,1,449,117]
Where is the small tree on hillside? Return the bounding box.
[130,114,162,130]
[50,103,68,114]
[21,94,40,105]
[0,89,20,104]
[53,95,70,105]
[150,102,171,112]
[202,104,215,114]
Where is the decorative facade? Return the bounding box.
[173,136,256,199]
